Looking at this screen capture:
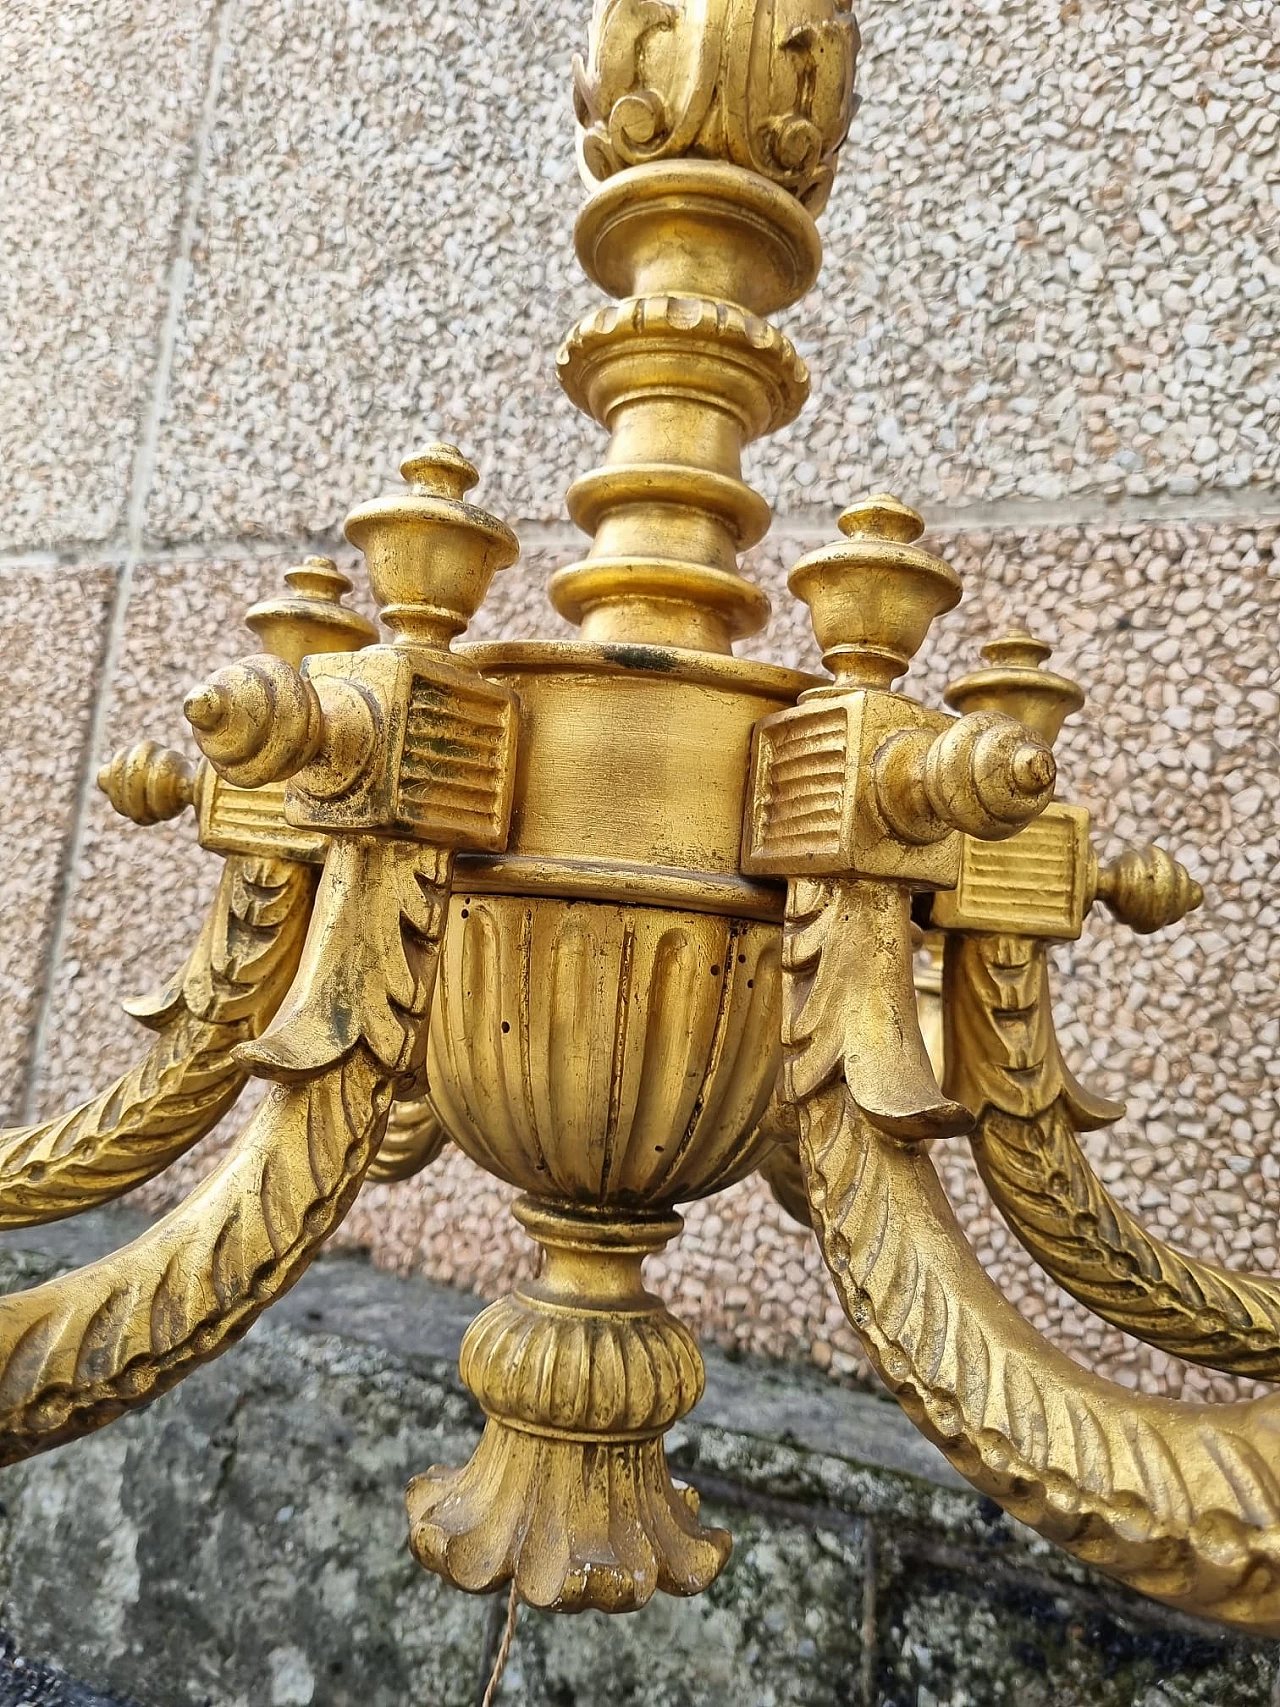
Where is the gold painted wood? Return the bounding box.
[427,894,782,1203]
[97,740,196,825]
[760,531,1280,1636]
[399,0,867,1614]
[758,1132,809,1228]
[574,0,859,213]
[951,931,1280,1382]
[552,0,857,654]
[0,451,518,1468]
[758,931,944,1231]
[414,889,778,1610]
[367,1097,449,1184]
[408,1197,731,1611]
[935,632,1280,1381]
[8,0,1278,1643]
[0,854,314,1230]
[0,836,449,1466]
[0,559,376,1232]
[787,878,1280,1638]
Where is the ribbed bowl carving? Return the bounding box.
[427,895,781,1202]
[460,1292,704,1438]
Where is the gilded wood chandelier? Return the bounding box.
[6,0,1279,1641]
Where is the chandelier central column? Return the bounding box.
[553,162,818,651]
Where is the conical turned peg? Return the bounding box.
[945,627,1084,748]
[182,557,378,790]
[184,654,325,790]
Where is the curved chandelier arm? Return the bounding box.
[791,878,1280,1637]
[759,932,949,1234]
[757,1096,810,1229]
[0,836,451,1467]
[0,854,316,1231]
[367,1095,449,1184]
[948,930,1280,1382]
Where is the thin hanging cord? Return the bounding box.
[480,1582,520,1707]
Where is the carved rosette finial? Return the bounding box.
[573,0,860,215]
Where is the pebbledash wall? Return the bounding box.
[2,0,1278,1410]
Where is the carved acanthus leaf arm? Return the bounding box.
[0,854,316,1231]
[784,878,971,1142]
[0,836,450,1467]
[948,930,1280,1382]
[790,879,1280,1636]
[930,630,1273,1374]
[756,1091,809,1228]
[0,440,518,1467]
[367,1097,449,1184]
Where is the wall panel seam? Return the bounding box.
[3,488,1280,587]
[16,0,241,1123]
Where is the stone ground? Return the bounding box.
[0,1635,126,1707]
[1,1214,1278,1707]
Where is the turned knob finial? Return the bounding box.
[344,442,518,652]
[921,711,1056,840]
[946,626,1085,749]
[1092,844,1204,935]
[873,710,1057,848]
[244,554,378,669]
[98,740,195,826]
[790,491,962,693]
[399,444,480,501]
[182,556,383,792]
[837,492,925,545]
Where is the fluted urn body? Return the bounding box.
[407,642,807,1610]
[429,894,781,1203]
[403,0,861,1617]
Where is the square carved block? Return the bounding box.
[198,773,327,864]
[288,649,517,849]
[742,689,962,889]
[932,803,1091,940]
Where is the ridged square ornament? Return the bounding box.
[742,688,961,888]
[285,648,517,849]
[197,772,327,864]
[932,802,1092,941]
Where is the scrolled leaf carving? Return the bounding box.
[574,0,860,213]
[367,1096,449,1184]
[0,838,451,1466]
[948,930,1280,1382]
[789,878,1280,1636]
[0,855,315,1230]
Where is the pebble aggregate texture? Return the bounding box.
[0,0,1278,1447]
